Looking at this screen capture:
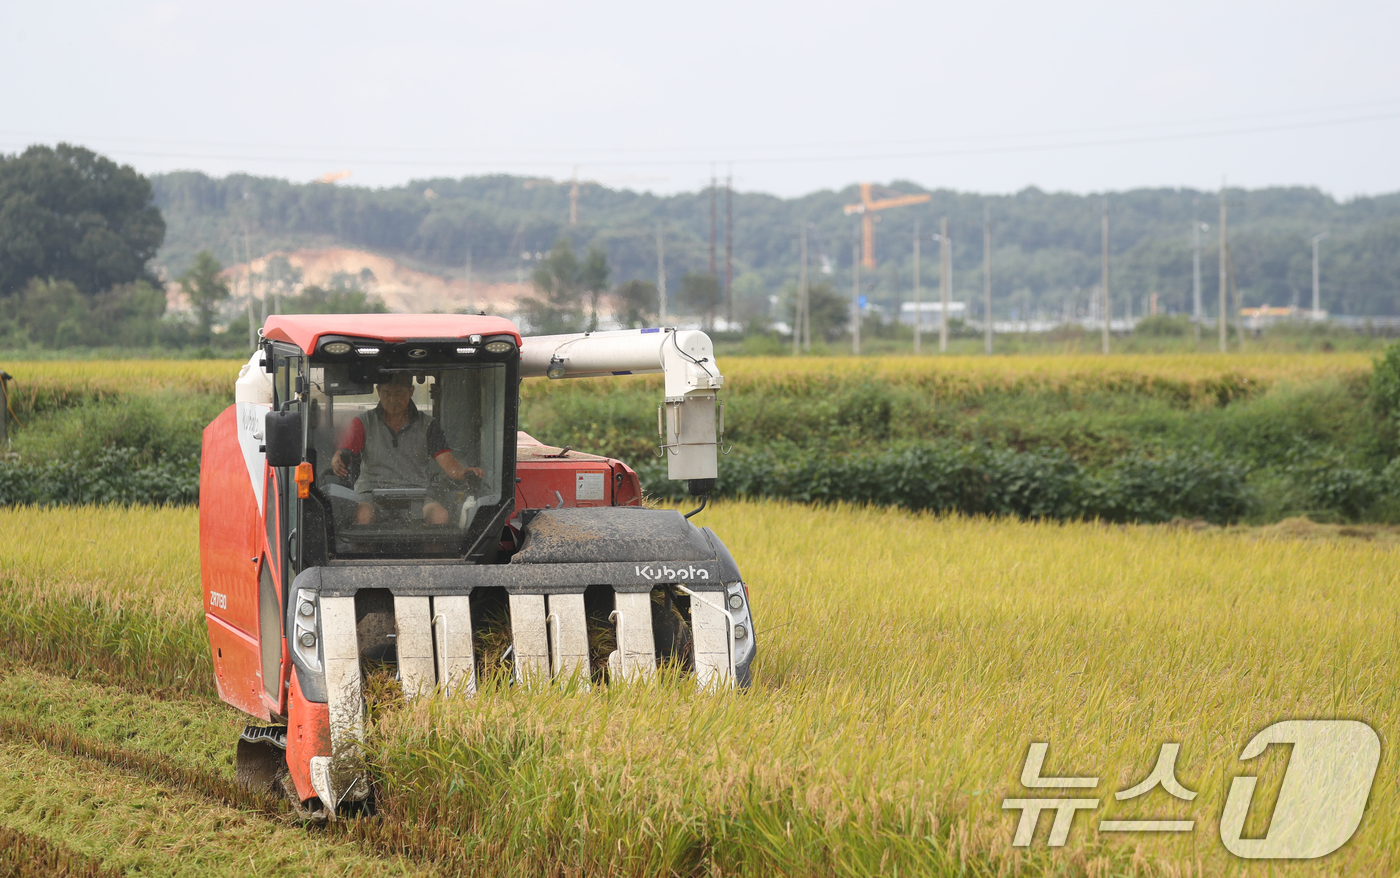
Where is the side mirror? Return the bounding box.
[264,409,303,467]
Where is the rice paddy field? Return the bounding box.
[0,351,1376,416]
[1,498,1396,876]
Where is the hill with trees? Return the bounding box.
[5,141,1399,352]
[151,171,1400,323]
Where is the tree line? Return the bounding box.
[0,145,390,351]
[7,143,1400,354]
[153,170,1400,320]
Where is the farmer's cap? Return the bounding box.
[377,373,415,389]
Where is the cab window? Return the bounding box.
[306,364,507,556]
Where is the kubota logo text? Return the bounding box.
[634,564,710,581]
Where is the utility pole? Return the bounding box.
[803,230,812,352]
[852,232,861,356]
[656,222,667,325]
[1311,232,1330,318]
[245,279,256,349]
[1101,200,1110,354]
[983,204,992,355]
[888,263,898,344]
[0,370,9,449]
[1229,244,1245,352]
[569,166,579,226]
[725,169,734,328]
[465,249,474,309]
[913,219,921,354]
[246,225,263,328]
[709,167,717,278]
[795,224,810,355]
[1192,218,1203,343]
[1218,182,1228,352]
[1125,267,1132,326]
[939,216,949,353]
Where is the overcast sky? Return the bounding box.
[3,1,1398,199]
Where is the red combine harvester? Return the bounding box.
[200,314,755,818]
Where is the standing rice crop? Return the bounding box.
[0,505,209,694]
[521,352,1373,407]
[0,360,237,418]
[370,499,1400,876]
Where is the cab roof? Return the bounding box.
[263,314,522,355]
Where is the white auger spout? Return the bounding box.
[520,328,725,486]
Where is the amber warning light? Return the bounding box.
[295,462,314,498]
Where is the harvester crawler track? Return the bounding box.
[235,724,289,796]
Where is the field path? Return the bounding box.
[0,670,435,878]
[0,741,426,878]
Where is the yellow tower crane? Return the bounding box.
[842,183,931,269]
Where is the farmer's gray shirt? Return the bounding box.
[349,403,449,497]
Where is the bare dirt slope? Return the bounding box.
[221,248,526,314]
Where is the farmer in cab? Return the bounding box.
[331,373,481,525]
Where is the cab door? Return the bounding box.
[258,343,306,718]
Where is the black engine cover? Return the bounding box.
[513,507,714,564]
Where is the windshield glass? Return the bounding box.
[307,363,507,556]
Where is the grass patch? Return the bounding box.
[0,505,200,607]
[10,391,227,465]
[0,739,425,878]
[0,669,240,778]
[0,590,212,697]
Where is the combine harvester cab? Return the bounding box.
[199,315,754,818]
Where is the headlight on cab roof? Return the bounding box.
[484,340,514,354]
[321,341,352,355]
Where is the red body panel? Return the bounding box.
[200,407,268,717]
[208,614,268,720]
[514,432,642,512]
[263,313,521,354]
[516,461,615,509]
[285,670,331,802]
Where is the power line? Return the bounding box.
[5,108,1399,171]
[6,97,1398,158]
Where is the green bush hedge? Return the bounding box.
[0,448,198,506]
[9,440,1394,525]
[636,442,1253,524]
[4,438,1394,525]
